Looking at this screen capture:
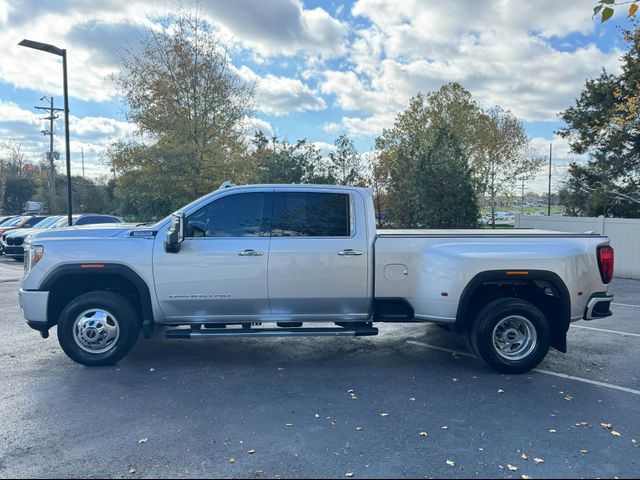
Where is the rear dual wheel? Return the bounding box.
[467,298,550,374]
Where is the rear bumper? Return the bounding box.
[19,288,49,328]
[583,293,613,320]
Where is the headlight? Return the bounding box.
[25,245,44,273]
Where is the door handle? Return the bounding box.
[238,249,264,256]
[337,249,363,256]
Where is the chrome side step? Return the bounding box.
[165,326,378,339]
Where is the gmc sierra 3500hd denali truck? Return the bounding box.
[19,183,614,373]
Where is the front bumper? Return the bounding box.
[4,245,24,258]
[583,293,614,320]
[19,288,49,328]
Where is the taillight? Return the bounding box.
[597,245,614,284]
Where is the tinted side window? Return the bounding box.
[186,193,271,238]
[272,192,350,237]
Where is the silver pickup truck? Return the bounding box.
[19,184,614,373]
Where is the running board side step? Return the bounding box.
[166,326,378,339]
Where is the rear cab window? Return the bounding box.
[272,192,352,237]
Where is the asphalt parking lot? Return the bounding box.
[0,256,638,479]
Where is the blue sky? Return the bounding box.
[0,0,633,191]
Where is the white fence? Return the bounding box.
[515,214,640,279]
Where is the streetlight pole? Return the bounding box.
[19,39,73,226]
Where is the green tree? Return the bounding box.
[108,8,254,220]
[558,27,640,216]
[415,126,478,228]
[250,131,333,184]
[376,86,483,228]
[3,176,36,214]
[328,135,362,185]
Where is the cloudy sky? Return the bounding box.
[0,0,631,192]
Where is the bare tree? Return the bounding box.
[476,108,544,228]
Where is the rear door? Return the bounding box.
[267,189,370,321]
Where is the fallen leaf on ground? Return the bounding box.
[601,423,613,430]
[285,423,294,427]
[149,368,155,372]
[227,457,235,464]
[478,448,484,452]
[533,457,544,464]
[521,475,531,479]
[580,449,588,454]
[247,449,255,454]
[138,438,148,444]
[418,432,428,437]
[452,378,459,382]
[564,395,573,401]
[345,473,354,478]
[497,389,504,393]
[611,431,621,437]
[356,427,363,431]
[347,389,354,393]
[315,414,320,418]
[507,464,518,471]
[548,429,556,433]
[408,397,416,401]
[446,459,455,467]
[128,468,136,474]
[380,412,389,417]
[521,453,529,460]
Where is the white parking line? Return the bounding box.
[406,340,640,396]
[612,302,640,308]
[571,324,640,338]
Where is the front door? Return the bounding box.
[154,190,273,322]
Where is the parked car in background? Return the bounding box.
[0,215,47,254]
[0,216,19,226]
[2,216,64,259]
[2,214,123,260]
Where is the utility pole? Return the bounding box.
[548,143,552,216]
[35,96,63,212]
[81,147,85,179]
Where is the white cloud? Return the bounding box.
[237,66,326,115]
[199,0,347,57]
[320,0,624,139]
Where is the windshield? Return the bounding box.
[32,216,60,229]
[1,217,23,227]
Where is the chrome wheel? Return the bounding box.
[72,309,120,354]
[492,315,537,361]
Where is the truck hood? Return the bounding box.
[29,224,143,241]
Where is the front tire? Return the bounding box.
[469,297,550,374]
[57,291,140,366]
